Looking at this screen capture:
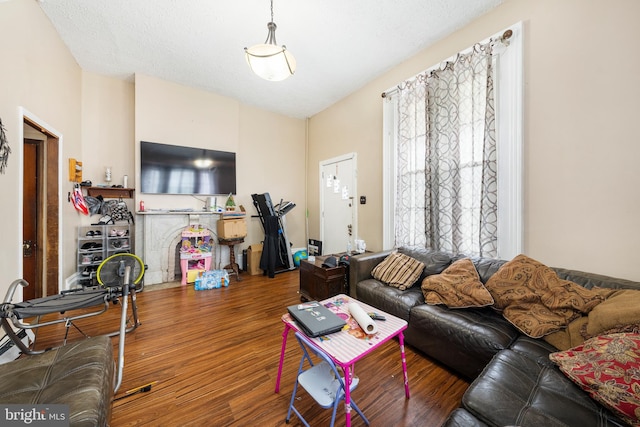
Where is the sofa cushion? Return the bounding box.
[398,247,454,279]
[443,408,488,427]
[554,267,640,291]
[354,279,424,321]
[549,333,640,426]
[421,258,494,308]
[405,304,519,379]
[469,256,507,284]
[485,254,609,338]
[0,336,114,426]
[462,346,626,426]
[371,251,425,290]
[509,335,561,361]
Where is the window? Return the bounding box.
[383,22,523,259]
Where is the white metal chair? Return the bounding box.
[286,331,369,426]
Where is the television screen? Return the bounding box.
[140,141,236,195]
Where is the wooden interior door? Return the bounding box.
[23,139,41,300]
[22,114,60,299]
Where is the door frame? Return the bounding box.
[18,107,63,298]
[319,152,357,254]
[22,139,43,300]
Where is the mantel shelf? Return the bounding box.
[86,187,134,199]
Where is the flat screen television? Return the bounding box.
[140,141,236,195]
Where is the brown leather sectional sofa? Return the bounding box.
[350,247,637,426]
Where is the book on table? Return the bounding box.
[287,302,346,338]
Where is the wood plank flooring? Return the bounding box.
[33,270,469,426]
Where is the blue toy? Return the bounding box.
[292,249,308,267]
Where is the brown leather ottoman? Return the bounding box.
[443,408,488,427]
[0,335,115,427]
[460,337,626,426]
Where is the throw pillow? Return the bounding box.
[584,289,640,338]
[485,254,607,338]
[549,333,640,426]
[371,252,425,290]
[421,258,494,308]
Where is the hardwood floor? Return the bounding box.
[34,270,469,426]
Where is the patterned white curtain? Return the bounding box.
[394,43,497,257]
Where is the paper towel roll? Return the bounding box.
[348,302,378,335]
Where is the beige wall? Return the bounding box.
[0,0,82,297]
[134,74,307,263]
[308,0,640,281]
[133,73,241,210]
[237,103,307,251]
[80,72,135,196]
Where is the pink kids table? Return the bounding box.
[276,294,410,427]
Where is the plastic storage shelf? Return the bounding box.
[77,224,132,287]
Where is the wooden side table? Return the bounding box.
[299,257,346,301]
[219,237,244,281]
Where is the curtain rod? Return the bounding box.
[381,28,513,99]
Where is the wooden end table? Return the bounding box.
[299,256,346,301]
[219,237,244,281]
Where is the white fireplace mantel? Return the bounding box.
[135,211,224,285]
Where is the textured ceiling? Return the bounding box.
[37,0,504,119]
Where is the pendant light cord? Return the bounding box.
[270,0,274,23]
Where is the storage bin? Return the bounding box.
[247,243,263,275]
[217,218,247,239]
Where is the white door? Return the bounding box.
[320,153,357,255]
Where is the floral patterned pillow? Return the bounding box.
[549,333,640,425]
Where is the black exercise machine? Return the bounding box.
[251,193,296,277]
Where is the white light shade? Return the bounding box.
[245,43,296,81]
[194,158,213,168]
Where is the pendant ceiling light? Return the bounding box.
[244,0,296,81]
